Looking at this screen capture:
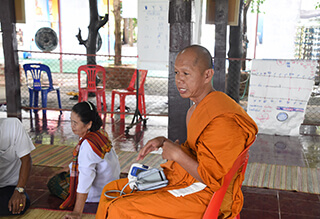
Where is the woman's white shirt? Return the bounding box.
[70,139,120,202]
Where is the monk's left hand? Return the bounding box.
[137,136,166,160]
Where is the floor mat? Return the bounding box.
[31,144,165,173]
[0,208,95,219]
[243,162,320,194]
[31,144,73,168]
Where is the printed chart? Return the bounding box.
[247,60,317,135]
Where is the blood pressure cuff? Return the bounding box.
[104,167,169,199]
[135,168,168,191]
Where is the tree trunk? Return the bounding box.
[113,0,122,65]
[129,18,134,46]
[123,18,129,44]
[87,0,99,64]
[241,0,252,70]
[75,0,108,65]
[226,0,244,103]
[122,18,133,46]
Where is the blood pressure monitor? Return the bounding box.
[128,163,149,182]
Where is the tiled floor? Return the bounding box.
[2,110,320,218]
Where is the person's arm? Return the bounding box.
[137,136,203,183]
[136,136,167,160]
[64,193,88,219]
[161,139,203,183]
[8,154,32,214]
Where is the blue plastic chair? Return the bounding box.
[23,63,62,114]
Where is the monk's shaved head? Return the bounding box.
[178,45,213,73]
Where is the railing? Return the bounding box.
[9,51,320,125]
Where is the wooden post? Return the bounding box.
[227,0,244,103]
[213,0,228,92]
[58,0,63,72]
[0,0,22,119]
[113,0,122,65]
[168,0,192,143]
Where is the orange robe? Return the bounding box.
[96,91,258,219]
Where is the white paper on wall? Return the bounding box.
[247,59,317,136]
[137,0,169,71]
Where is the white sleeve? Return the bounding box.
[77,140,103,194]
[6,118,35,158]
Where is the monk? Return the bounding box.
[96,45,258,219]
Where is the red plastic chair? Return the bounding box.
[77,65,107,113]
[111,69,148,119]
[202,138,256,219]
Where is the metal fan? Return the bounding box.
[96,32,102,52]
[35,27,58,52]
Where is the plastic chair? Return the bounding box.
[77,65,107,113]
[111,69,148,119]
[202,138,256,219]
[23,63,62,114]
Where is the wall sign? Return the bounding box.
[247,59,317,136]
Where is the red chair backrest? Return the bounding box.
[202,138,256,219]
[127,69,148,92]
[77,64,106,91]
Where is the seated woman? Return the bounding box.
[61,101,120,219]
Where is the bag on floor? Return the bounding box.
[47,171,70,200]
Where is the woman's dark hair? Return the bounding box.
[71,101,103,132]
